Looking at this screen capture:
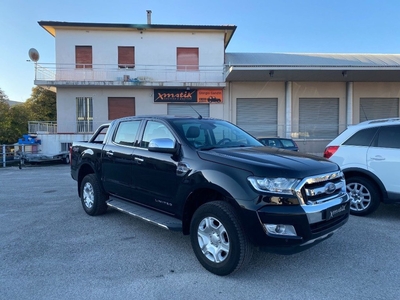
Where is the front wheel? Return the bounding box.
[190,201,253,276]
[346,176,380,216]
[80,174,108,216]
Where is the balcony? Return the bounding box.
[34,63,226,88]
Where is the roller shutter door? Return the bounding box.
[299,98,338,139]
[360,98,399,122]
[236,98,277,137]
[167,104,209,118]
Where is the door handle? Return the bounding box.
[370,156,385,161]
[106,151,114,156]
[134,157,144,164]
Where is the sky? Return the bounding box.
[1,0,400,102]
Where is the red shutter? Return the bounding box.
[108,97,135,120]
[76,46,92,69]
[177,48,199,71]
[118,46,135,68]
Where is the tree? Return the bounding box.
[25,86,56,121]
[0,88,11,144]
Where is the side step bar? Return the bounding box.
[106,197,182,231]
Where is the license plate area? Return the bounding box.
[325,202,349,220]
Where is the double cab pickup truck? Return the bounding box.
[71,115,350,276]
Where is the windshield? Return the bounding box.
[169,118,263,149]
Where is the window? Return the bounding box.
[108,97,135,120]
[177,47,199,71]
[76,97,93,133]
[76,46,92,69]
[113,121,141,146]
[118,46,135,69]
[344,127,378,146]
[61,142,72,152]
[374,125,400,148]
[140,121,175,148]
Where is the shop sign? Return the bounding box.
[154,89,197,103]
[198,89,223,103]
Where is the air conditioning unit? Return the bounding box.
[123,75,130,82]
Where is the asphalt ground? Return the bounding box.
[1,164,399,300]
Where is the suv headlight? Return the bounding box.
[248,176,299,195]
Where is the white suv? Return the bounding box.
[324,118,400,216]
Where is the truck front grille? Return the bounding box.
[295,171,346,205]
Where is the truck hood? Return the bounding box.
[197,146,340,178]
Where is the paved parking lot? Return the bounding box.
[1,164,399,300]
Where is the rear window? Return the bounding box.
[343,127,379,146]
[281,139,296,147]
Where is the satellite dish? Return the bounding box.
[28,48,40,62]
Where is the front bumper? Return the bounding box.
[242,192,350,254]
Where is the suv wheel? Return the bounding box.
[346,176,380,216]
[190,201,252,276]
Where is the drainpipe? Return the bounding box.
[285,81,292,138]
[346,82,353,126]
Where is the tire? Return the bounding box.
[346,176,380,216]
[190,201,253,276]
[63,155,70,164]
[80,174,108,216]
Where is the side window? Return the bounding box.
[140,121,175,148]
[113,121,141,146]
[343,128,379,146]
[374,125,400,148]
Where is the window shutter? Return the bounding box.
[76,46,92,69]
[118,46,135,68]
[177,48,199,71]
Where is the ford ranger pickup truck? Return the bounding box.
[71,115,350,276]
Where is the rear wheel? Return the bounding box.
[346,176,380,216]
[190,201,253,276]
[80,174,108,216]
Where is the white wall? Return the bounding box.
[55,29,225,66]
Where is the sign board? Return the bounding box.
[154,89,223,103]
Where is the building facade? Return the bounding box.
[33,18,400,155]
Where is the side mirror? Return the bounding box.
[148,138,176,153]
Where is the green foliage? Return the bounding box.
[0,86,56,144]
[25,86,57,121]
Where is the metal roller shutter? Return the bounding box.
[360,98,399,122]
[236,98,277,137]
[167,104,210,118]
[299,98,339,139]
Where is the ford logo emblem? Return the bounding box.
[324,182,336,194]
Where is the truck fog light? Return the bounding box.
[264,224,297,236]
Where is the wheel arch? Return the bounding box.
[181,186,242,235]
[343,168,387,202]
[77,163,96,197]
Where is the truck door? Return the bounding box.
[130,120,179,213]
[102,120,141,199]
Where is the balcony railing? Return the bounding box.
[34,63,226,86]
[28,121,57,134]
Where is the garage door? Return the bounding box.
[236,98,277,137]
[360,98,399,122]
[167,104,210,118]
[299,98,339,139]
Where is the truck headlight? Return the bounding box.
[248,176,299,195]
